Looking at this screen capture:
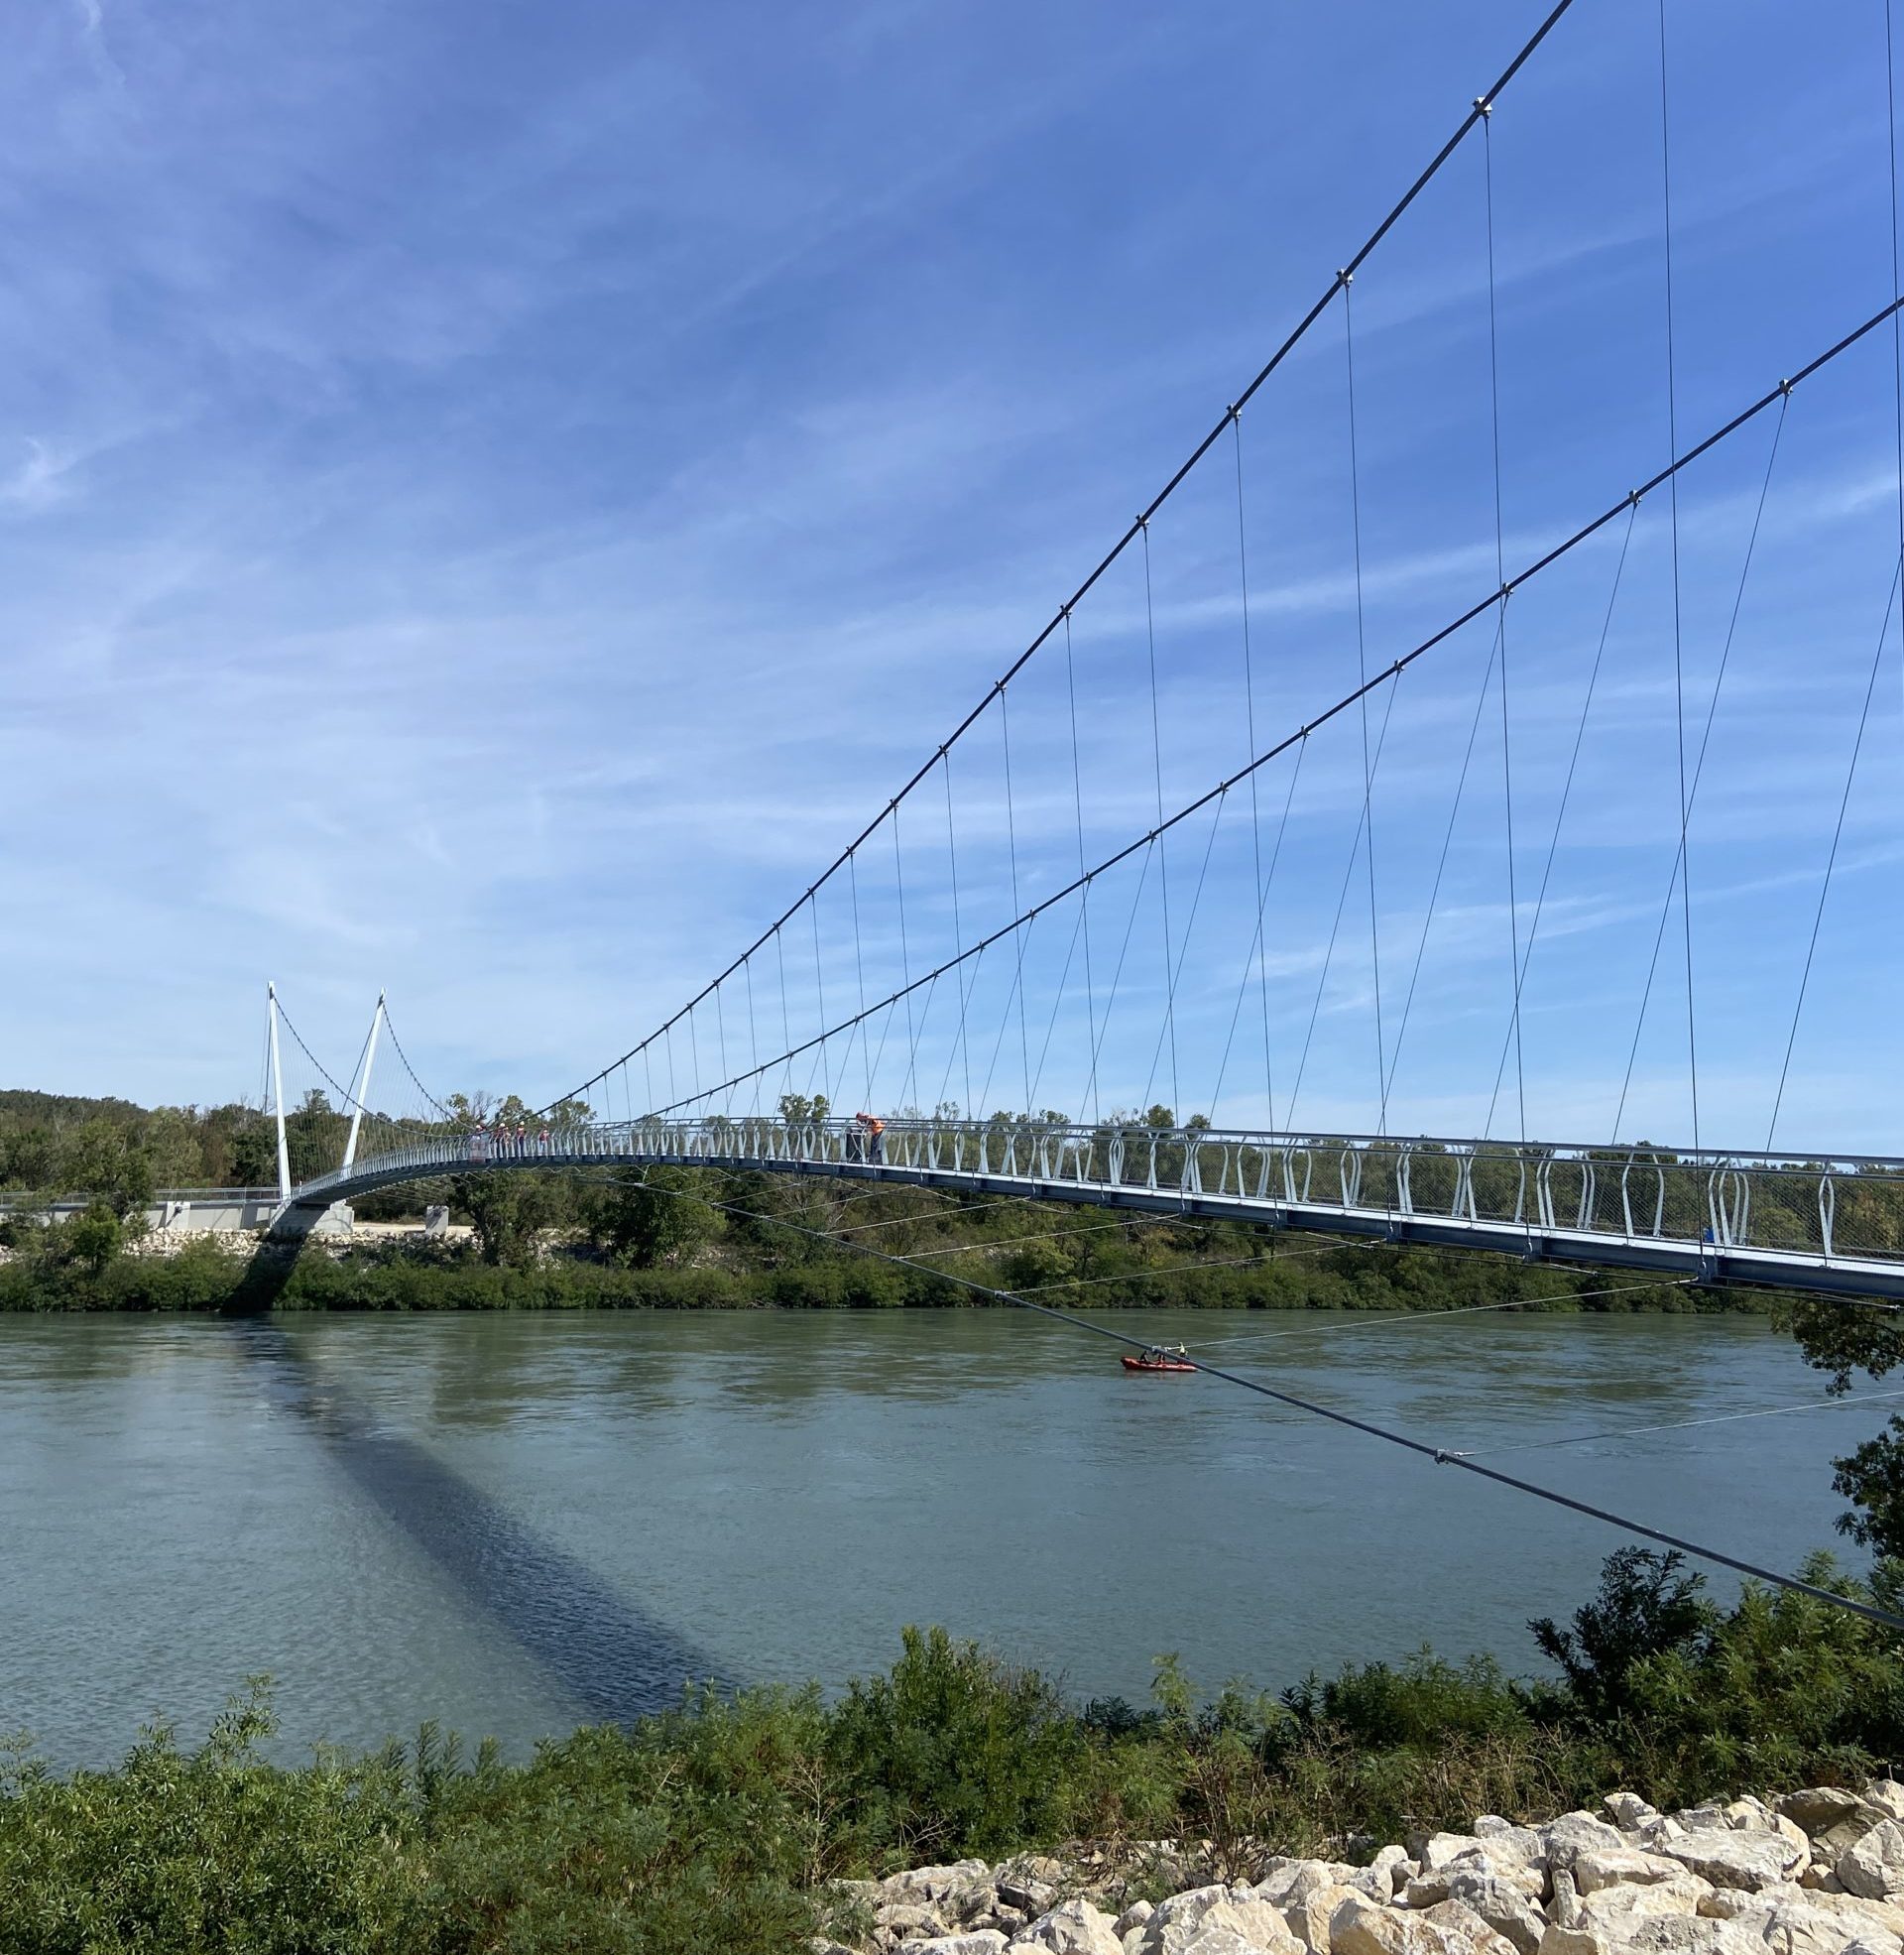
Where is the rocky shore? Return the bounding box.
[827,1781,1904,1955]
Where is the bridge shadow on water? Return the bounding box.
[223,1256,724,1725]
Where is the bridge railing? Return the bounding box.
[291,1117,1904,1277]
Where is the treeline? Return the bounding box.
[4,1547,1903,1953]
[0,1089,278,1203]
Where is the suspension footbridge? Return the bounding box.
[257,0,1904,1308]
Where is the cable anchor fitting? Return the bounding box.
[1475,95,1492,118]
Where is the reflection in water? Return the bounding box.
[224,1319,720,1721]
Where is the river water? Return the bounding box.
[0,1307,1880,1767]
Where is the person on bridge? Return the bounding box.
[855,1111,885,1163]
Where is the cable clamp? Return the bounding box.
[1434,1448,1450,1464]
[1227,402,1243,423]
[1475,96,1492,117]
[1338,269,1354,289]
[1778,377,1793,397]
[1627,488,1642,506]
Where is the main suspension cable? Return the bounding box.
[543,0,1585,1121]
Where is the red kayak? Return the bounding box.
[1123,1351,1196,1373]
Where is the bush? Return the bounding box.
[825,1626,1094,1864]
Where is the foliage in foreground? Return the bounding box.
[5,1552,1904,1954]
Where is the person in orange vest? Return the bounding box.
[855,1111,885,1164]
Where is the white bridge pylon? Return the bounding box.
[271,1116,1904,1299]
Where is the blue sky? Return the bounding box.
[2,0,1899,1155]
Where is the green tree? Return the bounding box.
[586,1169,724,1269]
[454,1171,559,1268]
[226,1119,279,1191]
[1785,1297,1904,1554]
[1529,1547,1713,1721]
[62,1200,125,1278]
[61,1120,154,1217]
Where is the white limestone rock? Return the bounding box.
[1421,1840,1488,1875]
[1548,1872,1582,1931]
[1287,1886,1369,1954]
[1368,1848,1418,1901]
[1474,1820,1547,1867]
[1140,1886,1302,1955]
[1576,1874,1716,1928]
[1407,1854,1543,1910]
[1713,1894,1902,1955]
[1439,1872,1547,1955]
[1179,1931,1277,1955]
[884,1902,956,1939]
[1782,1793,1875,1840]
[1662,1832,1809,1894]
[1328,1892,1456,1955]
[1539,1915,1762,1955]
[898,1935,1011,1955]
[1543,1816,1631,1875]
[1010,1898,1126,1955]
[1840,1825,1904,1903]
[1573,1848,1699,1895]
[1606,1796,1665,1833]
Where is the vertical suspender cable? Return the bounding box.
[1000,689,1033,1114]
[1343,277,1388,1136]
[745,955,762,1118]
[808,896,830,1108]
[850,850,872,1109]
[1140,520,1182,1120]
[892,807,920,1114]
[1482,105,1528,1150]
[943,757,976,1120]
[1487,500,1638,1135]
[774,924,793,1112]
[1232,410,1275,1131]
[1613,397,1788,1145]
[1657,0,1700,1155]
[714,986,730,1116]
[1063,610,1102,1129]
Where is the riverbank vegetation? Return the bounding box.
[4,1548,1902,1953]
[0,1168,1774,1317]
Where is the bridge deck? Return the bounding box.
[275,1118,1904,1299]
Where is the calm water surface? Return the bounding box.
[0,1307,1875,1766]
